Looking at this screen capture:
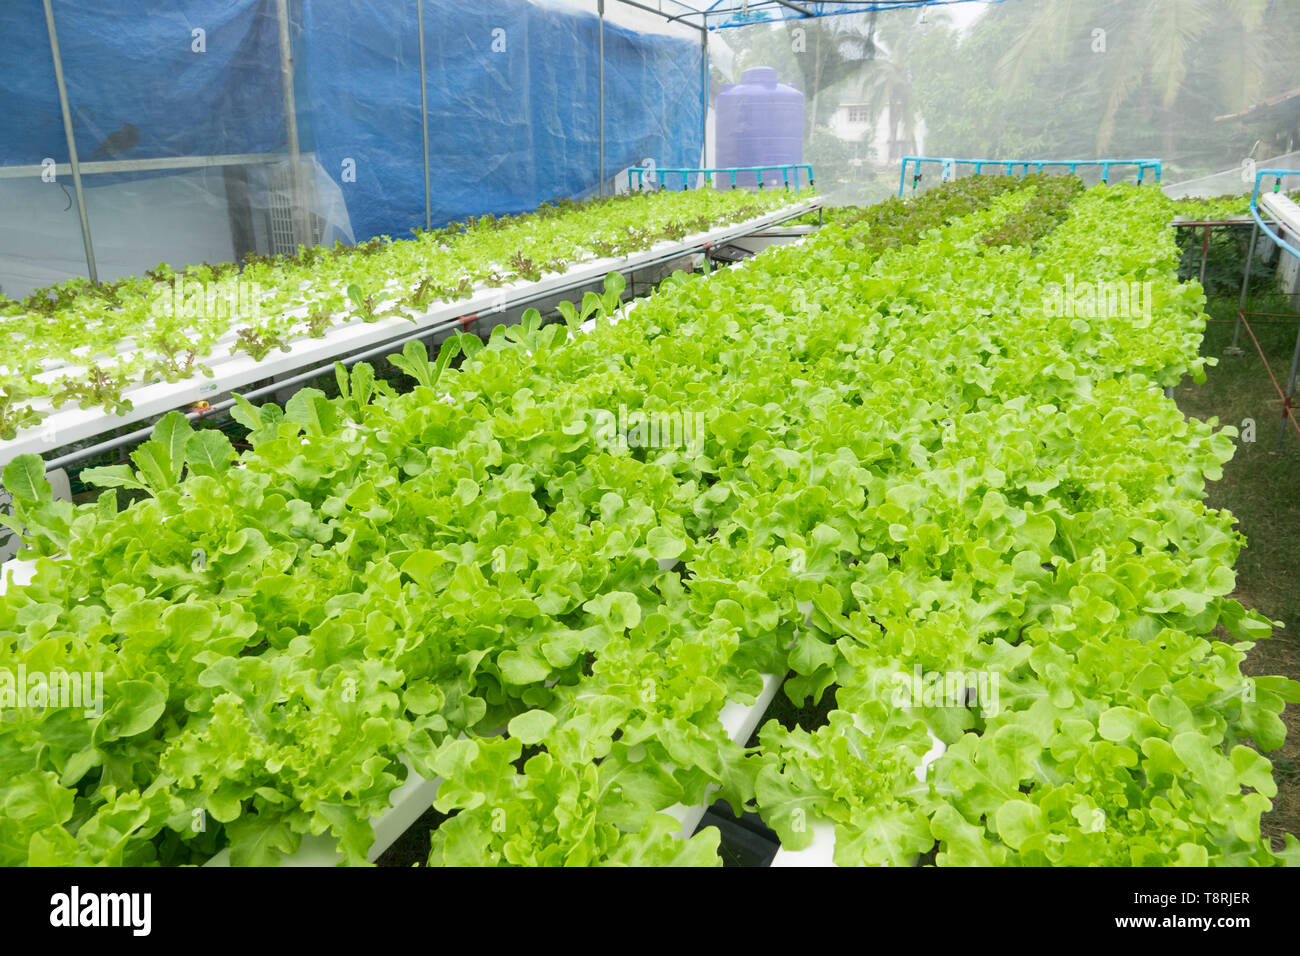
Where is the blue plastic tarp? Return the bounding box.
[0,0,704,288]
[0,0,286,168]
[301,0,704,239]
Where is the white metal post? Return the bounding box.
[599,0,606,197]
[418,0,431,231]
[276,0,310,249]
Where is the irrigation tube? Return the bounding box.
[898,156,1163,196]
[1250,200,1300,262]
[42,204,818,471]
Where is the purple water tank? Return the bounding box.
[715,67,804,189]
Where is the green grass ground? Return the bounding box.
[1175,292,1300,851]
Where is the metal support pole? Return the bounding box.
[1199,224,1209,287]
[417,0,431,231]
[1228,222,1258,355]
[598,0,606,197]
[42,0,97,283]
[276,0,310,249]
[700,20,708,178]
[1275,324,1300,453]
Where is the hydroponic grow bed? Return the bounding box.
[1,175,1296,868]
[0,192,819,464]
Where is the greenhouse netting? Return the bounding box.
[707,0,1300,204]
[3,1,1298,291]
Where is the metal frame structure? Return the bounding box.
[16,1,983,284]
[1170,217,1265,290]
[40,0,95,283]
[628,163,814,190]
[417,0,432,231]
[1228,168,1300,452]
[619,0,1000,29]
[20,0,313,285]
[599,1,988,195]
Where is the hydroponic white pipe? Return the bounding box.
[2,199,821,467]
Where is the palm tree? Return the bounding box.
[849,9,946,161]
[783,12,878,139]
[994,0,1269,153]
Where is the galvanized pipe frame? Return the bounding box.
[701,21,709,169]
[628,163,816,191]
[418,0,432,232]
[0,153,294,180]
[1149,213,1300,454]
[1168,219,1273,311]
[24,0,314,286]
[1226,307,1300,453]
[599,0,606,196]
[656,0,990,29]
[1245,169,1300,451]
[40,0,97,284]
[275,0,312,250]
[1169,213,1300,453]
[613,0,707,29]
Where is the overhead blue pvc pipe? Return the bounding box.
[897,156,1163,196]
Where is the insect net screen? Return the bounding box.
[708,0,1300,206]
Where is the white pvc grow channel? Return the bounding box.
[209,673,782,866]
[201,672,781,867]
[0,199,820,464]
[578,223,818,335]
[768,726,946,868]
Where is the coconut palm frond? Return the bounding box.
[994,0,1079,90]
[1144,0,1213,108]
[1226,0,1268,32]
[1095,25,1148,152]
